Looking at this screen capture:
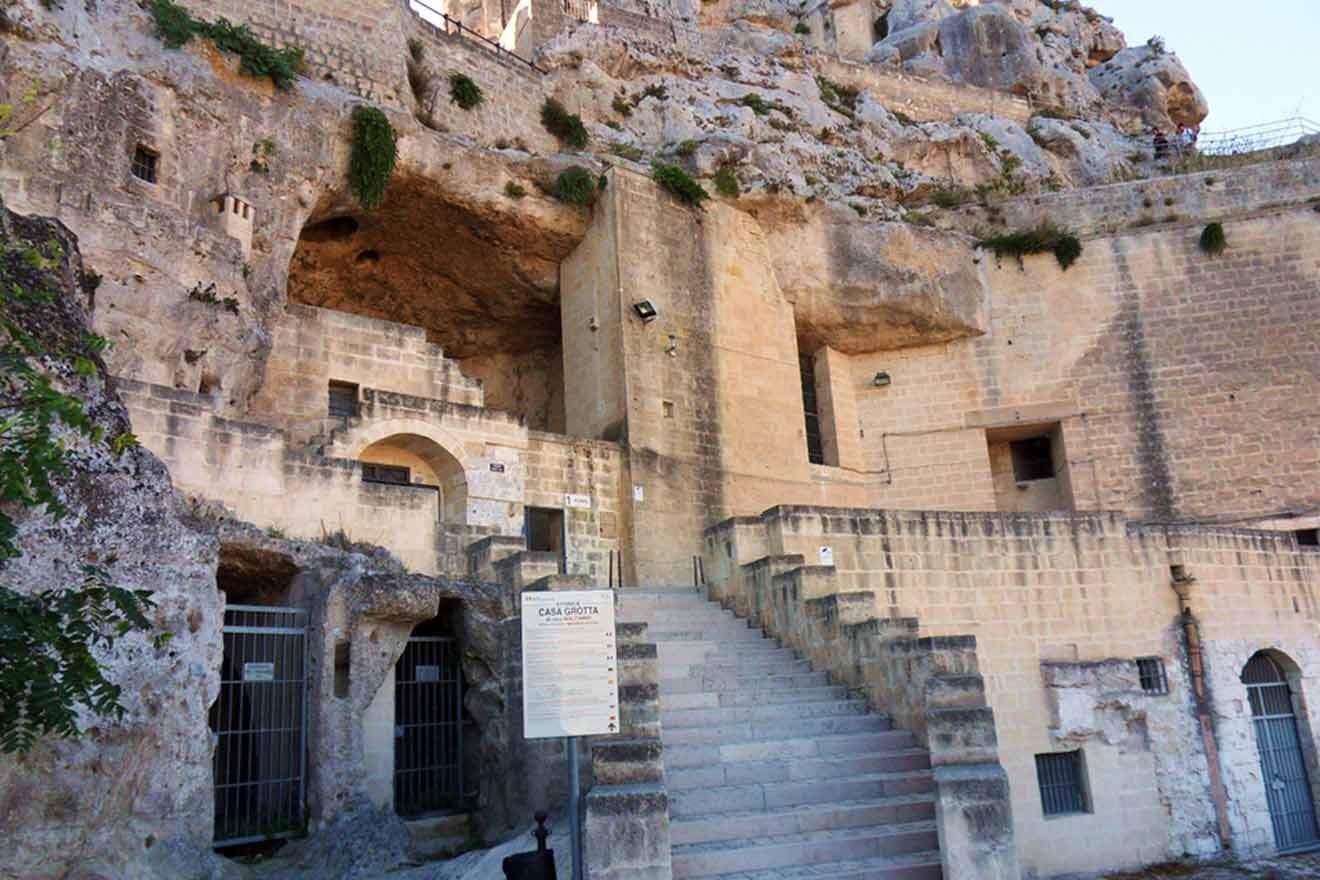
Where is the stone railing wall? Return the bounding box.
[717,541,1019,880]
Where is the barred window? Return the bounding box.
[1036,751,1089,817]
[131,145,159,183]
[328,381,359,418]
[1137,657,1168,695]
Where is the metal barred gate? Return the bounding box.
[394,636,464,816]
[211,606,309,846]
[1245,653,1320,853]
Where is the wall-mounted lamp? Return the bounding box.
[664,334,678,357]
[632,299,659,323]
[872,371,892,387]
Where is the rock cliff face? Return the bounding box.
[0,198,229,880]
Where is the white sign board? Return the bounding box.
[243,661,275,682]
[521,590,620,739]
[564,493,592,510]
[818,545,834,566]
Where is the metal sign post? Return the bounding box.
[521,590,620,880]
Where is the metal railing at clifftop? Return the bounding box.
[1195,117,1320,157]
[406,0,544,73]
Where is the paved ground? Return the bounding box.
[1101,852,1320,879]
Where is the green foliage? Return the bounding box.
[504,180,527,199]
[816,77,859,119]
[978,224,1083,271]
[407,37,425,62]
[186,281,240,314]
[794,22,810,35]
[448,73,484,110]
[610,142,645,162]
[611,94,633,118]
[978,131,999,151]
[931,186,971,209]
[552,167,598,206]
[641,83,668,101]
[265,526,287,539]
[674,139,698,157]
[110,432,139,455]
[652,162,709,206]
[1032,106,1076,121]
[1,224,161,755]
[1198,222,1227,256]
[349,105,397,210]
[149,0,305,91]
[891,109,915,126]
[541,98,588,150]
[713,165,740,198]
[740,93,772,116]
[249,137,276,173]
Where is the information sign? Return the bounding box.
[243,661,275,682]
[521,590,619,739]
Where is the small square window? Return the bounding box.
[131,145,159,184]
[328,380,359,418]
[1137,657,1169,695]
[662,400,675,419]
[1035,751,1089,817]
[1010,435,1054,482]
[1297,529,1319,547]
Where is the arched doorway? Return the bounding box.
[359,432,467,524]
[1243,652,1320,852]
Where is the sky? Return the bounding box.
[1092,0,1319,133]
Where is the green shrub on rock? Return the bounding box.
[349,106,397,210]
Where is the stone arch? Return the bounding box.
[349,423,470,524]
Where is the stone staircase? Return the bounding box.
[616,588,943,880]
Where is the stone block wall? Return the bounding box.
[813,55,1034,124]
[526,433,624,582]
[250,303,485,438]
[854,196,1320,525]
[704,506,1320,875]
[172,0,410,102]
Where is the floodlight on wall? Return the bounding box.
[872,371,892,387]
[632,299,659,323]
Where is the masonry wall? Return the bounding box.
[706,507,1320,875]
[853,203,1320,525]
[250,303,485,438]
[525,433,625,582]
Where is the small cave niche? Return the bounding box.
[216,542,300,605]
[287,177,575,431]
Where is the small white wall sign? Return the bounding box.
[521,590,620,739]
[243,661,275,682]
[564,493,592,509]
[818,545,834,566]
[633,485,645,501]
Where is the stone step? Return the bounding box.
[662,698,869,728]
[661,685,849,710]
[618,608,739,623]
[664,730,917,769]
[669,795,936,847]
[648,627,771,642]
[674,851,944,880]
[677,657,812,677]
[660,671,830,694]
[666,750,932,791]
[662,713,891,747]
[671,821,940,878]
[669,771,934,819]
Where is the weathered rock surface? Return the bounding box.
[1089,43,1210,132]
[0,200,229,880]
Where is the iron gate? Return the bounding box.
[1245,653,1320,852]
[394,636,464,816]
[211,606,309,847]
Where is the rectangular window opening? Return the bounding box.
[1035,750,1089,817]
[799,353,824,465]
[1137,657,1169,695]
[362,463,410,485]
[1010,435,1055,482]
[1297,528,1319,547]
[131,145,159,184]
[328,380,359,418]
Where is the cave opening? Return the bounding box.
[288,176,571,431]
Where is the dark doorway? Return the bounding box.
[394,617,464,817]
[525,507,566,573]
[1244,653,1320,852]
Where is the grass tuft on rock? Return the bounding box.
[713,165,740,198]
[448,73,484,110]
[1198,222,1227,256]
[541,98,589,149]
[349,106,397,210]
[652,162,709,206]
[978,224,1083,271]
[552,167,597,206]
[149,0,304,90]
